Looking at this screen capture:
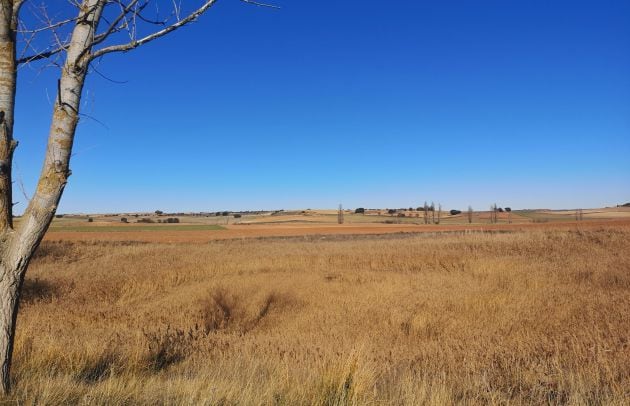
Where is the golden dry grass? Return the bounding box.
[3,227,630,404]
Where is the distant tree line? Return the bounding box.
[136,217,179,224]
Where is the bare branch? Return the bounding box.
[89,0,141,48]
[13,163,30,203]
[17,15,78,34]
[240,0,280,9]
[88,0,219,61]
[133,1,171,26]
[171,0,181,20]
[17,45,69,65]
[16,1,92,65]
[90,62,128,84]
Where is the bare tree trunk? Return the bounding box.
[0,0,103,394]
[0,273,18,395]
[16,0,102,244]
[0,0,19,393]
[0,0,18,231]
[0,251,29,394]
[0,227,32,394]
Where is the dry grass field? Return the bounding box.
[3,225,630,404]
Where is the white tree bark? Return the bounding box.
[0,0,20,392]
[0,0,17,231]
[0,247,28,394]
[0,0,105,393]
[15,0,103,257]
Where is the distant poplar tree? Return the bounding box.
[338,204,344,225]
[576,208,583,221]
[424,201,429,224]
[437,203,442,224]
[490,204,497,224]
[467,206,473,223]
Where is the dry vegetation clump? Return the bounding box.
[3,228,630,404]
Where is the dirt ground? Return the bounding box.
[44,218,630,243]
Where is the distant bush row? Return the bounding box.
[211,212,242,217]
[130,217,180,224]
[351,206,512,216]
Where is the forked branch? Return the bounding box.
[88,0,219,61]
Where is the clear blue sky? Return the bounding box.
[13,0,630,213]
